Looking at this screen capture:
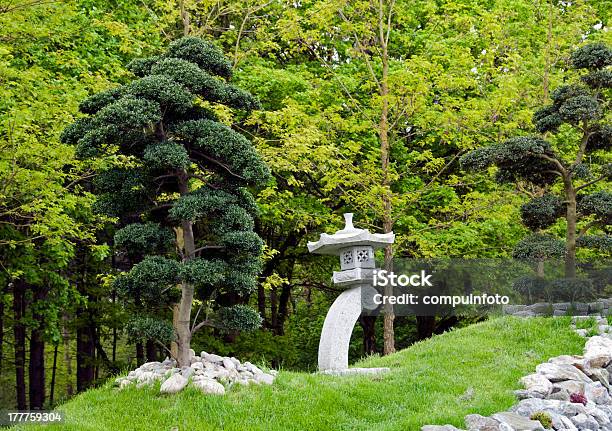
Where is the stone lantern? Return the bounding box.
[308,213,394,374]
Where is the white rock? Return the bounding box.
[520,373,553,397]
[189,348,196,358]
[244,362,264,375]
[254,373,274,385]
[571,413,599,430]
[585,381,611,404]
[160,373,188,394]
[222,358,236,371]
[584,336,612,368]
[192,378,225,395]
[269,370,278,376]
[535,362,590,382]
[191,362,204,371]
[203,353,224,363]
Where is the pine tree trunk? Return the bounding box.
[61,313,73,396]
[565,185,577,278]
[13,280,27,409]
[176,172,196,367]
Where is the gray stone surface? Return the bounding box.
[317,285,363,371]
[160,373,188,394]
[491,412,544,430]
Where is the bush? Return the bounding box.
[530,411,553,429]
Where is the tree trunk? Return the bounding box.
[76,318,95,392]
[359,316,377,355]
[62,313,73,396]
[378,0,395,356]
[13,280,27,409]
[171,303,179,359]
[275,284,292,335]
[146,339,158,362]
[29,319,46,409]
[136,342,144,365]
[176,172,196,367]
[565,187,577,278]
[50,344,58,406]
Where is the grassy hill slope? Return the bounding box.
[15,317,585,431]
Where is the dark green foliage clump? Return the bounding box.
[577,235,612,252]
[520,195,565,231]
[579,191,612,223]
[460,136,557,185]
[217,305,263,332]
[126,316,176,344]
[513,234,565,259]
[512,276,549,301]
[114,223,174,256]
[549,278,594,302]
[571,42,612,70]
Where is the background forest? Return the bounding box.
[0,0,610,410]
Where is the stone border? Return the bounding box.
[503,300,612,318]
[422,316,612,431]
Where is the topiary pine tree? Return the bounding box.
[461,42,611,278]
[61,37,270,367]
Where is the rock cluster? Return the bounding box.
[504,300,612,318]
[114,349,277,395]
[422,316,612,430]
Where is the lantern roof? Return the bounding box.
[307,213,395,255]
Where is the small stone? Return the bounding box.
[520,373,553,397]
[192,378,225,395]
[160,373,188,394]
[244,362,264,375]
[464,414,500,431]
[181,366,194,379]
[191,362,204,371]
[269,370,278,376]
[189,348,196,358]
[491,412,544,431]
[570,413,599,430]
[254,373,274,385]
[203,353,224,363]
[222,358,236,371]
[584,336,612,368]
[585,381,611,404]
[535,362,590,382]
[576,329,588,337]
[553,380,585,394]
[421,426,464,431]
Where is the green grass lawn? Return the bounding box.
[14,316,585,431]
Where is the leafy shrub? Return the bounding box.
[530,411,553,429]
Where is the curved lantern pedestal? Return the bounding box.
[318,286,362,371]
[317,285,390,376]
